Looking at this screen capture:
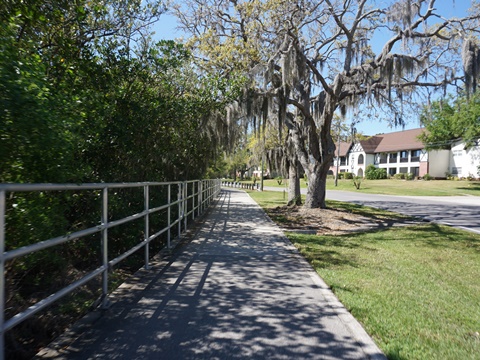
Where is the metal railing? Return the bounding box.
[221,181,260,190]
[0,179,221,359]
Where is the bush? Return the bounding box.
[393,173,405,180]
[405,172,414,180]
[352,176,362,189]
[423,173,433,181]
[344,172,354,179]
[365,165,387,180]
[466,173,476,181]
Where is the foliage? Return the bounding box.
[1,2,238,357]
[365,165,388,180]
[338,172,354,180]
[352,176,362,190]
[423,173,433,181]
[420,94,480,150]
[174,0,480,208]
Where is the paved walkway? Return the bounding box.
[38,189,385,360]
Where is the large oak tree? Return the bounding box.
[174,0,480,208]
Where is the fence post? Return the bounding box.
[167,184,171,249]
[183,182,187,230]
[0,191,5,360]
[192,182,196,221]
[197,181,201,217]
[177,183,182,239]
[144,185,150,270]
[200,181,204,214]
[101,188,109,308]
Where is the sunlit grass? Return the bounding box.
[241,178,480,196]
[288,226,480,360]
[248,190,480,360]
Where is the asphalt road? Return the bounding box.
[263,186,480,234]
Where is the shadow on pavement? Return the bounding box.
[37,189,385,360]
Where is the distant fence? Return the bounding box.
[221,181,260,190]
[0,179,221,360]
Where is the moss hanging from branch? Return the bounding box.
[462,38,480,97]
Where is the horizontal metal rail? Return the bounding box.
[0,179,221,360]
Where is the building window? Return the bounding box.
[400,151,408,163]
[411,167,419,177]
[399,167,408,173]
[411,149,421,162]
[388,153,398,163]
[379,153,388,164]
[340,156,347,166]
[389,168,397,176]
[358,154,364,165]
[451,167,462,175]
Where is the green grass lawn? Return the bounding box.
[241,178,480,196]
[248,190,480,360]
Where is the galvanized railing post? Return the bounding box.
[177,183,182,239]
[183,182,188,230]
[167,184,171,249]
[144,185,150,270]
[192,182,196,221]
[0,190,6,360]
[101,188,109,308]
[197,181,202,217]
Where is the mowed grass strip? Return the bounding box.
[248,190,480,360]
[243,178,480,196]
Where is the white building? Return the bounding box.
[449,139,480,178]
[330,128,479,179]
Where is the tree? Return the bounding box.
[173,0,480,208]
[420,94,480,149]
[2,2,240,356]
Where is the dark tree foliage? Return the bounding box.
[1,1,236,357]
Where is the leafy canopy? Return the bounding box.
[420,94,480,150]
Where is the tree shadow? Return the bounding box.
[37,189,384,360]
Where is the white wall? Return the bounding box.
[428,150,450,178]
[450,140,480,178]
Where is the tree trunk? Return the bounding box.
[304,165,328,208]
[287,159,302,206]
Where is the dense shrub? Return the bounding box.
[365,165,387,180]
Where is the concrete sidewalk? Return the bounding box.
[38,188,385,360]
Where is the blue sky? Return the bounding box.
[151,1,471,136]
